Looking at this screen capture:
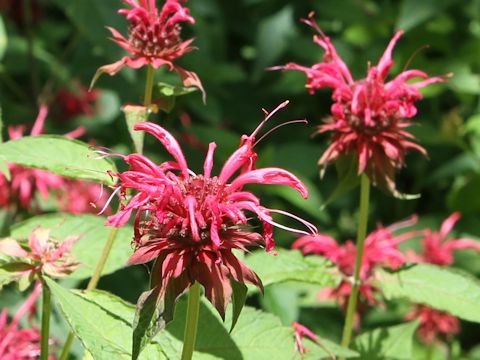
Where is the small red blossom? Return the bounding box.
[0,227,80,280]
[0,106,110,214]
[409,212,480,266]
[406,305,460,344]
[107,103,312,317]
[293,216,417,314]
[292,322,320,355]
[92,0,204,100]
[55,82,100,121]
[273,13,445,195]
[0,283,55,360]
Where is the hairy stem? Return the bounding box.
[40,283,51,360]
[181,282,201,360]
[340,174,370,349]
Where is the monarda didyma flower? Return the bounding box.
[273,13,446,195]
[92,0,204,99]
[106,102,315,318]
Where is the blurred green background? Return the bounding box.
[1,0,480,358]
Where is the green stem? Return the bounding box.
[40,283,51,360]
[181,282,201,360]
[143,65,155,108]
[340,174,370,349]
[59,227,119,359]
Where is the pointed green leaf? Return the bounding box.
[0,135,116,185]
[123,105,147,154]
[230,280,247,332]
[45,278,170,360]
[11,214,133,279]
[0,16,6,62]
[132,287,164,360]
[0,262,33,290]
[378,264,480,323]
[156,82,198,97]
[352,321,419,360]
[245,249,340,288]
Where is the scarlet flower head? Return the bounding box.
[0,283,55,360]
[107,102,313,317]
[293,216,417,312]
[274,13,445,195]
[92,0,204,100]
[55,82,100,121]
[405,305,459,344]
[0,227,80,280]
[410,212,480,266]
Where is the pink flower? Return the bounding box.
[107,103,312,317]
[293,216,417,313]
[55,82,100,121]
[410,212,480,266]
[92,0,204,100]
[273,13,445,195]
[292,322,320,354]
[0,227,80,280]
[405,305,459,344]
[0,283,56,360]
[404,213,480,343]
[57,180,111,215]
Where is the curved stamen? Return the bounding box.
[97,186,121,215]
[268,208,319,235]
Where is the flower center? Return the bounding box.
[129,17,182,58]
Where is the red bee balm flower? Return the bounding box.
[274,13,445,194]
[293,216,417,315]
[406,305,460,344]
[92,0,204,99]
[107,104,311,317]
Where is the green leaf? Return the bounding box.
[300,337,359,359]
[0,262,33,290]
[0,158,10,181]
[245,249,340,288]
[51,282,301,360]
[45,278,169,360]
[0,135,116,185]
[132,287,164,360]
[230,280,248,332]
[156,82,198,98]
[11,214,133,279]
[0,105,3,143]
[0,15,7,62]
[378,264,480,323]
[123,105,147,154]
[352,321,419,360]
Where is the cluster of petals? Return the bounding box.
[292,321,321,354]
[92,0,204,100]
[107,104,312,317]
[55,82,100,121]
[405,212,480,343]
[293,216,417,310]
[274,13,445,194]
[0,227,80,279]
[0,283,55,360]
[405,305,460,344]
[0,105,110,214]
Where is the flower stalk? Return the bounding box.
[40,282,51,360]
[340,174,370,349]
[181,282,201,360]
[144,65,155,108]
